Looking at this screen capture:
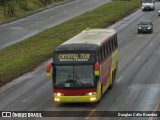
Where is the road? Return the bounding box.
[0,0,111,49]
[0,2,160,120]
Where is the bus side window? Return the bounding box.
[100,47,103,62]
[103,44,106,60]
[107,42,110,56]
[104,44,107,58]
[109,40,112,54]
[112,37,115,51]
[105,43,108,57]
[116,35,118,48]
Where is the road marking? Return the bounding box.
[85,109,95,120]
[116,76,123,83]
[50,16,54,18]
[149,42,153,47]
[135,56,141,61]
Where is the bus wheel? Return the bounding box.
[109,71,115,89]
[109,80,113,89]
[109,78,112,89]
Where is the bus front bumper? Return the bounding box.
[54,95,98,103]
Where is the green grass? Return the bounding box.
[0,0,64,23]
[0,0,141,86]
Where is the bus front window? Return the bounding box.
[55,65,94,88]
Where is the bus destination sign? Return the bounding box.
[54,53,95,64]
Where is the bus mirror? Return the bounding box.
[94,61,100,76]
[46,63,52,77]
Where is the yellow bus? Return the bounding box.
[46,29,118,103]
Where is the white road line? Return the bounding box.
[50,16,54,18]
[116,76,123,83]
[135,56,141,61]
[85,109,95,120]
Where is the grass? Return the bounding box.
[0,0,64,23]
[0,0,141,86]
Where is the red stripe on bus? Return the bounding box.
[100,55,112,86]
[54,88,96,96]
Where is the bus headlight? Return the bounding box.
[147,27,151,29]
[90,97,96,101]
[54,93,64,96]
[54,98,60,102]
[85,92,96,96]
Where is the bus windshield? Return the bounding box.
[54,65,94,88]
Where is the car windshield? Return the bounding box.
[54,65,95,88]
[139,21,151,25]
[142,0,153,3]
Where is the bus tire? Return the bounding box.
[109,77,113,89]
[109,70,115,89]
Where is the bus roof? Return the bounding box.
[62,29,116,46]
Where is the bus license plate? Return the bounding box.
[72,98,79,101]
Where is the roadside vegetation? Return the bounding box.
[0,0,64,23]
[0,0,141,86]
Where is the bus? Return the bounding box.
[46,29,118,103]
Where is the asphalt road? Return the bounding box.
[0,0,111,49]
[0,2,160,120]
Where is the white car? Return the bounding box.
[142,0,155,11]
